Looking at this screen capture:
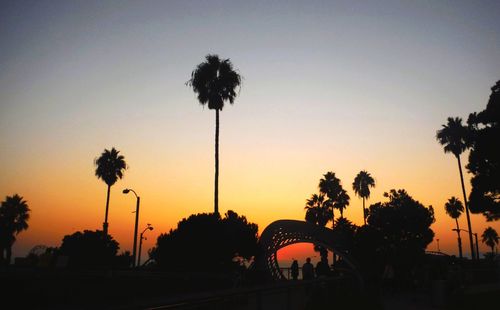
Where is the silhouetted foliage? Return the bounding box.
[304,193,331,226]
[150,211,258,272]
[352,170,375,224]
[187,54,242,215]
[331,217,358,252]
[318,172,350,227]
[444,197,464,258]
[359,189,435,284]
[481,227,499,255]
[436,116,476,258]
[94,147,127,235]
[467,80,500,221]
[59,230,119,268]
[0,194,30,265]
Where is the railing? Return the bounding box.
[146,275,359,310]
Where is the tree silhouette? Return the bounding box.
[334,189,350,219]
[467,80,500,221]
[59,230,119,268]
[0,194,30,265]
[367,189,435,282]
[319,172,344,228]
[304,193,332,262]
[304,193,332,226]
[187,54,242,216]
[94,147,127,236]
[444,197,464,258]
[481,227,499,256]
[436,117,476,259]
[150,210,257,271]
[352,170,375,225]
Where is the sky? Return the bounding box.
[1,0,499,263]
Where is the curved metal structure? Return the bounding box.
[257,220,361,284]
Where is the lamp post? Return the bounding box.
[437,238,440,252]
[473,233,480,260]
[453,228,479,260]
[138,224,153,267]
[123,188,140,267]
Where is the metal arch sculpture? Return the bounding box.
[257,220,362,284]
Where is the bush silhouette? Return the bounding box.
[59,230,119,268]
[150,211,258,272]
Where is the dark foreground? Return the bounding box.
[1,263,499,310]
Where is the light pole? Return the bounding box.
[453,228,479,260]
[473,233,480,260]
[138,224,153,267]
[123,188,140,267]
[437,238,440,252]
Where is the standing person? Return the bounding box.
[302,257,315,280]
[291,260,299,280]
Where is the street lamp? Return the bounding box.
[123,188,140,267]
[472,233,480,260]
[437,238,440,252]
[138,224,154,267]
[453,228,479,260]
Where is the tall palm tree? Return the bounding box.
[352,170,375,225]
[444,197,464,259]
[188,54,241,216]
[319,172,342,228]
[0,194,30,264]
[481,227,499,256]
[95,147,127,236]
[436,117,475,259]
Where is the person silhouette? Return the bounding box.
[291,260,299,280]
[302,257,314,280]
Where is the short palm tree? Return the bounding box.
[188,54,241,216]
[0,194,30,264]
[444,197,464,258]
[334,189,350,219]
[482,227,499,256]
[352,170,375,225]
[304,193,332,262]
[436,117,475,259]
[95,147,127,236]
[319,172,342,228]
[304,193,332,227]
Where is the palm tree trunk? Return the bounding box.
[214,109,220,216]
[362,197,366,225]
[455,218,463,259]
[103,184,111,236]
[457,155,474,260]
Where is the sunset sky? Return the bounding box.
[1,1,499,263]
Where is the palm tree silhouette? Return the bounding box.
[94,147,127,236]
[481,227,499,256]
[187,54,242,215]
[444,197,464,259]
[334,189,350,219]
[436,117,475,259]
[304,193,332,227]
[319,172,342,228]
[352,170,375,225]
[0,194,30,264]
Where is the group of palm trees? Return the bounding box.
[305,170,375,229]
[437,118,499,258]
